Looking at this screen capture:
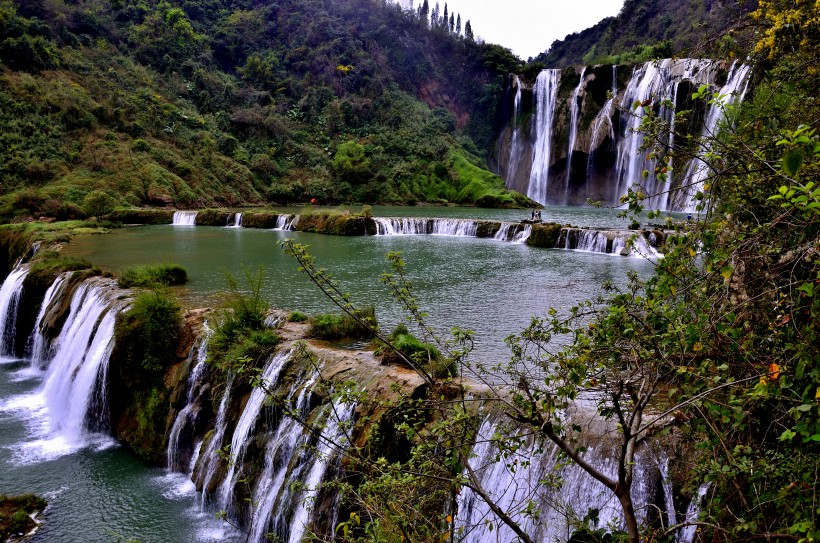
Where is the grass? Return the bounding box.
[114,290,182,375]
[377,324,457,378]
[117,263,188,288]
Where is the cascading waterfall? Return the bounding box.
[285,400,354,543]
[613,59,718,210]
[528,69,561,204]
[564,68,587,204]
[39,278,130,446]
[677,483,710,543]
[678,61,751,212]
[274,214,297,231]
[216,349,292,515]
[197,374,234,507]
[373,217,478,237]
[173,211,198,226]
[0,265,29,357]
[167,323,212,473]
[558,228,662,258]
[455,416,658,543]
[27,272,70,369]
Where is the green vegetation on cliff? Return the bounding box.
[0,0,528,221]
[0,494,47,540]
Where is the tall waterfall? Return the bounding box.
[587,65,618,184]
[507,75,527,186]
[677,61,751,212]
[614,59,718,210]
[564,68,587,204]
[173,211,198,226]
[455,416,659,542]
[0,265,29,357]
[528,70,561,204]
[27,272,70,369]
[196,373,234,507]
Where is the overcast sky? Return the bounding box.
[414,0,625,59]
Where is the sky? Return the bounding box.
[408,0,625,60]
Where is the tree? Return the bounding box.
[456,13,461,35]
[449,13,454,33]
[82,189,116,220]
[464,20,473,41]
[442,3,448,30]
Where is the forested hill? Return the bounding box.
[536,0,758,67]
[0,0,530,221]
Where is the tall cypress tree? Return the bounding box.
[464,20,473,41]
[443,3,448,30]
[419,0,429,24]
[449,13,455,33]
[456,13,461,35]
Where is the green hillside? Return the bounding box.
[537,0,757,67]
[0,0,531,221]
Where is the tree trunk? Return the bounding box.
[615,484,640,543]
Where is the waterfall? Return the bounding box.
[527,70,561,205]
[455,416,659,543]
[40,278,129,445]
[247,372,320,543]
[285,400,354,543]
[274,214,297,231]
[564,68,587,204]
[558,228,662,258]
[167,323,212,473]
[27,272,70,369]
[373,217,478,237]
[677,484,710,543]
[506,75,527,186]
[613,59,718,210]
[197,374,234,507]
[0,265,29,358]
[227,213,243,228]
[173,211,198,226]
[588,65,618,183]
[217,349,292,515]
[678,61,751,212]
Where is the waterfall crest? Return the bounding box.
[27,272,70,369]
[173,211,198,226]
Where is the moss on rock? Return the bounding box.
[526,222,563,248]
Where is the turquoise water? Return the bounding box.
[1,205,658,542]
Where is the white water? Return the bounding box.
[588,65,618,183]
[678,61,751,212]
[564,68,587,204]
[373,217,478,237]
[286,400,354,543]
[197,374,234,508]
[456,417,658,543]
[274,214,297,231]
[1,278,128,464]
[173,211,199,226]
[613,59,718,210]
[27,272,69,369]
[216,349,291,515]
[677,483,710,543]
[559,228,663,259]
[528,69,561,205]
[227,213,243,228]
[506,75,527,186]
[167,323,212,472]
[0,265,29,358]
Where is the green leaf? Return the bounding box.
[782,149,805,176]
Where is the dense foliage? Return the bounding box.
[537,0,757,67]
[0,0,528,221]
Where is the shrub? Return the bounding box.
[83,190,117,220]
[376,324,456,378]
[114,290,182,375]
[289,310,308,322]
[117,263,188,288]
[308,306,377,339]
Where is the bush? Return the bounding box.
[114,290,182,375]
[308,306,377,340]
[377,324,456,378]
[117,263,188,288]
[289,310,308,322]
[83,190,117,220]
